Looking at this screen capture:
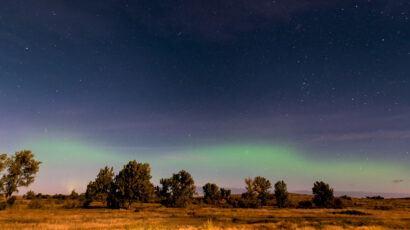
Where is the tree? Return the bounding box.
[203,183,220,204]
[86,166,114,206]
[159,170,196,207]
[312,181,334,208]
[0,150,41,199]
[274,180,289,208]
[242,177,256,199]
[24,190,36,200]
[240,178,261,208]
[156,178,171,198]
[70,190,79,200]
[0,154,6,172]
[253,176,271,205]
[220,188,231,201]
[0,154,7,196]
[109,161,154,209]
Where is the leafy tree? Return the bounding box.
[240,178,261,208]
[109,161,154,209]
[274,180,289,208]
[312,181,334,208]
[220,188,231,201]
[0,154,5,199]
[86,166,114,206]
[242,177,256,199]
[0,154,6,172]
[203,183,220,204]
[159,170,196,207]
[156,178,172,202]
[170,170,196,207]
[253,176,271,205]
[0,150,41,199]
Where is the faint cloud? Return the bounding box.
[392,179,403,184]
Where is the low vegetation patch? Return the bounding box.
[331,210,369,215]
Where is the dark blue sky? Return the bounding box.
[0,0,409,194]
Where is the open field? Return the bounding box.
[1,194,409,230]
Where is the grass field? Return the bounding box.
[1,194,409,229]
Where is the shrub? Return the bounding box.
[312,181,334,208]
[333,198,344,209]
[297,200,313,209]
[24,190,36,200]
[70,190,79,200]
[366,196,384,200]
[340,195,352,200]
[52,194,68,200]
[6,196,17,207]
[274,180,289,208]
[0,202,6,210]
[62,199,82,209]
[332,210,368,215]
[28,199,44,209]
[374,205,392,210]
[238,197,262,208]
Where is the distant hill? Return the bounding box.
[195,187,410,198]
[293,190,410,199]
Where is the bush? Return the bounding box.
[70,190,79,200]
[52,194,68,200]
[333,198,344,209]
[28,199,44,209]
[0,202,6,210]
[366,196,384,200]
[374,205,392,210]
[62,199,82,209]
[238,196,262,208]
[6,196,17,207]
[340,195,352,200]
[24,190,36,200]
[297,200,313,209]
[35,193,49,199]
[332,210,368,215]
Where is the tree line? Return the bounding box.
[0,151,341,210]
[85,160,339,209]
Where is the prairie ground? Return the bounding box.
[1,195,409,230]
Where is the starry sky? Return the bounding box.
[0,0,409,196]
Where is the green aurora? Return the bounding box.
[18,136,409,195]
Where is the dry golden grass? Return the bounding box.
[0,195,409,229]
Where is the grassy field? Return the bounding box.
[1,194,409,229]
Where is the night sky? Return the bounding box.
[1,0,409,195]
